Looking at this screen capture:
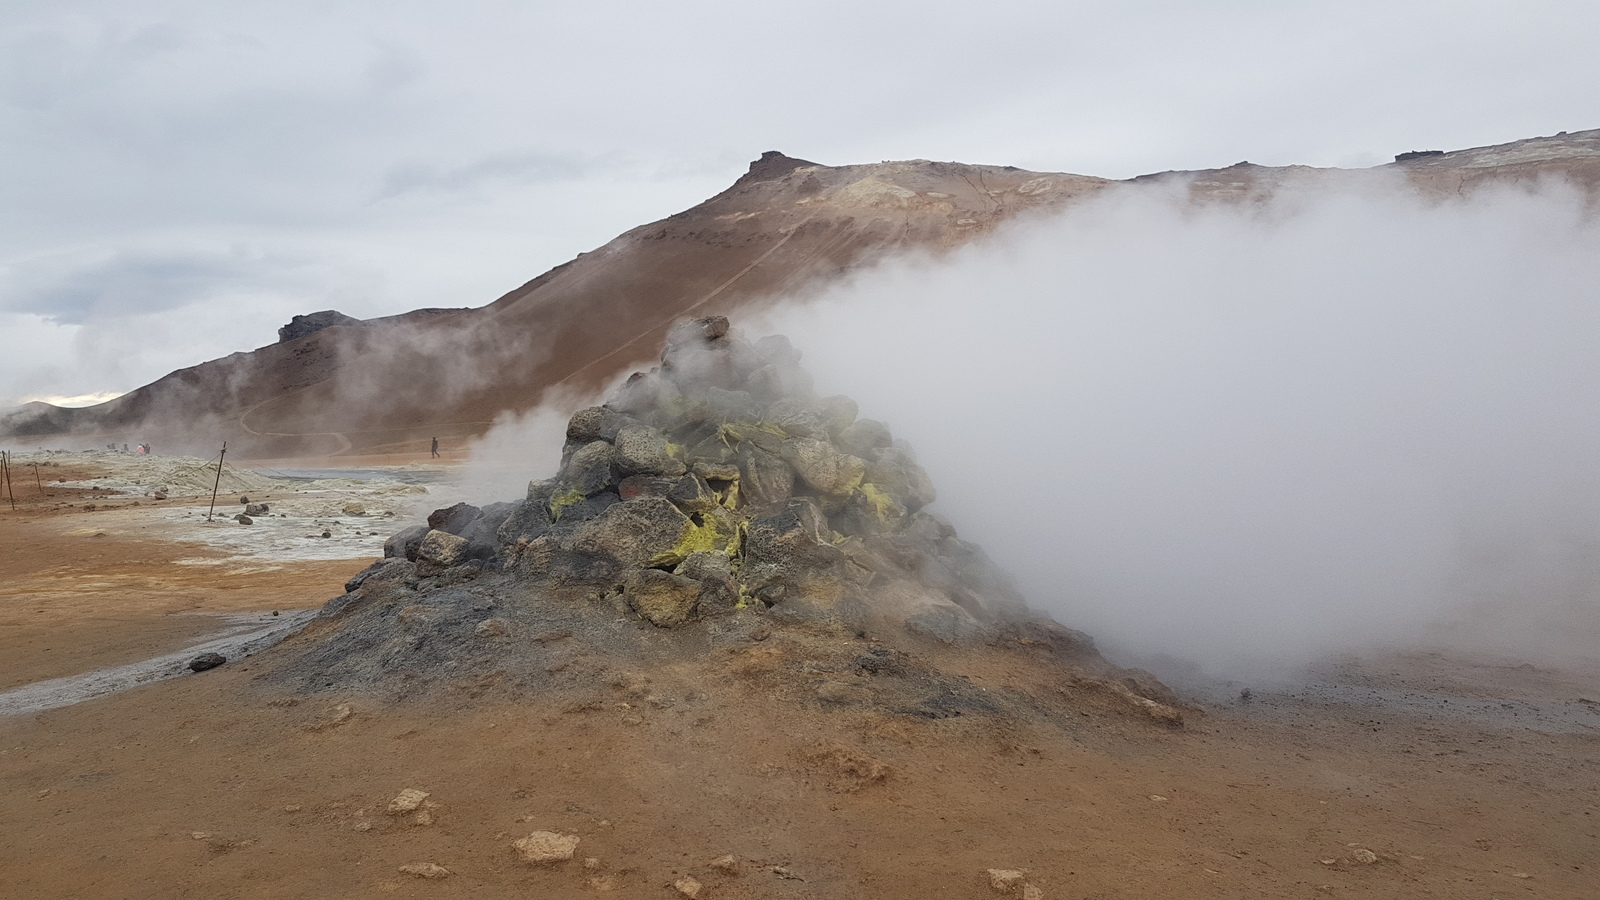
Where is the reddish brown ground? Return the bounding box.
[1,474,1596,899]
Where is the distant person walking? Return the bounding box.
[430,437,440,458]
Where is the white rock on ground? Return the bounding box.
[988,869,1027,891]
[387,788,430,813]
[673,875,703,898]
[514,831,581,864]
[398,863,450,879]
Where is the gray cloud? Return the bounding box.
[2,248,316,324]
[3,0,1599,406]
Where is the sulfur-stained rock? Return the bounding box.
[624,568,703,627]
[565,497,694,569]
[614,424,687,477]
[667,473,717,513]
[741,498,845,600]
[781,437,866,495]
[737,445,793,506]
[865,446,936,511]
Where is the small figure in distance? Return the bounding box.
[431,436,440,458]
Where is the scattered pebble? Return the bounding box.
[398,863,450,879]
[709,855,738,873]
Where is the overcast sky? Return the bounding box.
[3,0,1597,407]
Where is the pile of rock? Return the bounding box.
[367,317,1029,641]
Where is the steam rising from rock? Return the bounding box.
[752,177,1600,683]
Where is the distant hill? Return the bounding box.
[6,130,1598,458]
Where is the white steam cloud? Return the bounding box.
[753,176,1600,682]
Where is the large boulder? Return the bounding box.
[427,502,482,536]
[416,529,470,568]
[459,501,517,559]
[780,437,866,496]
[675,550,739,613]
[737,445,793,506]
[557,441,619,498]
[564,497,695,569]
[624,568,703,627]
[740,498,846,601]
[384,524,430,561]
[864,447,936,511]
[613,424,687,477]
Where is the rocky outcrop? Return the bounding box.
[361,317,1030,641]
[277,310,362,343]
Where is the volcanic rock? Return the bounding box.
[427,503,482,536]
[624,569,703,628]
[416,530,469,568]
[188,653,226,672]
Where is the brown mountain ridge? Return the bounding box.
[5,130,1598,458]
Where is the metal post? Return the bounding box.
[2,451,14,512]
[32,463,42,493]
[206,442,227,522]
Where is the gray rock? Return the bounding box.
[613,424,686,477]
[565,497,694,569]
[427,502,482,536]
[693,461,741,482]
[675,550,739,613]
[244,502,269,516]
[342,557,414,593]
[667,473,717,513]
[235,514,254,525]
[498,499,551,546]
[566,407,606,443]
[558,441,619,497]
[865,447,936,511]
[188,652,226,672]
[460,501,517,558]
[610,370,669,415]
[741,498,845,598]
[737,445,793,506]
[816,395,859,435]
[781,437,866,495]
[767,399,828,438]
[837,418,893,456]
[385,524,430,561]
[550,491,620,528]
[417,530,470,568]
[618,474,677,502]
[905,602,985,645]
[624,568,703,627]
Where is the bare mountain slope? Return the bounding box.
[6,130,1598,457]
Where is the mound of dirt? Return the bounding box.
[266,319,1182,728]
